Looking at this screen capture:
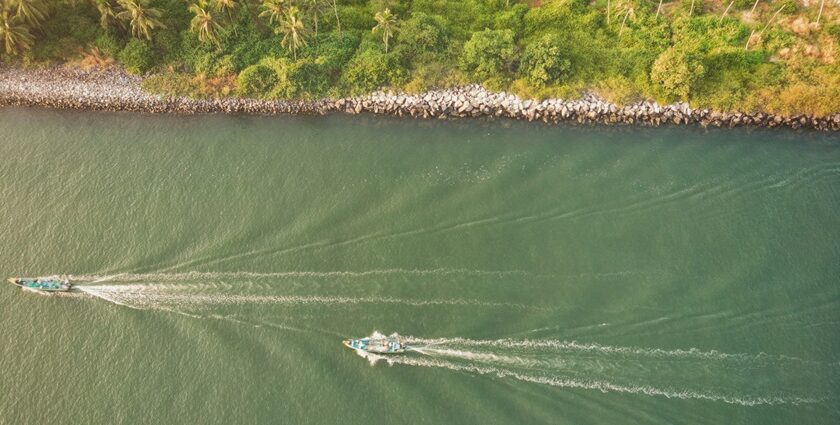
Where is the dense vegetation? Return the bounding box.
[1,0,840,116]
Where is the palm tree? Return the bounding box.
[93,0,121,31]
[0,10,34,55]
[329,0,339,33]
[280,6,306,60]
[189,2,223,46]
[302,0,324,39]
[214,0,238,22]
[259,0,286,26]
[10,0,48,28]
[372,8,396,53]
[116,0,165,40]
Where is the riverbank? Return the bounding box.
[2,66,839,131]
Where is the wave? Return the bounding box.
[351,333,838,406]
[75,284,544,310]
[371,354,825,406]
[402,336,827,365]
[70,267,554,283]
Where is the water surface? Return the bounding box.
[1,108,838,424]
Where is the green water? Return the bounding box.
[1,107,838,424]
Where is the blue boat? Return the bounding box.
[7,276,72,293]
[343,335,406,354]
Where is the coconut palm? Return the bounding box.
[259,0,287,26]
[302,0,324,39]
[279,6,306,60]
[372,8,397,53]
[116,0,165,40]
[0,10,34,55]
[9,0,48,27]
[213,0,238,22]
[328,0,339,33]
[93,0,121,31]
[189,2,223,46]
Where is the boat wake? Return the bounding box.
[353,332,839,406]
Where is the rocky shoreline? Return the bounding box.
[2,66,839,131]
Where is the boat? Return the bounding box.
[7,276,72,293]
[342,335,407,354]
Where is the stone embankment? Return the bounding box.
[2,66,839,131]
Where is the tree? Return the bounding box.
[372,8,397,53]
[214,0,238,21]
[189,2,223,46]
[259,0,287,26]
[280,6,306,60]
[0,10,34,55]
[116,0,165,40]
[396,12,448,56]
[329,0,339,33]
[521,34,572,87]
[94,0,121,31]
[460,29,516,81]
[8,0,48,28]
[302,0,324,39]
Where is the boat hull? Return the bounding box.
[7,277,72,293]
[342,337,406,354]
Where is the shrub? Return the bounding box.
[523,0,598,38]
[94,33,122,58]
[237,64,279,98]
[403,60,467,92]
[460,29,516,81]
[650,47,705,101]
[273,58,330,99]
[520,34,572,87]
[306,32,360,75]
[153,30,181,65]
[141,72,196,97]
[678,0,707,15]
[194,52,221,75]
[733,0,755,9]
[341,49,407,95]
[774,0,797,14]
[118,39,155,74]
[338,5,376,31]
[825,23,840,44]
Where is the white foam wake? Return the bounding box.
[70,268,551,283]
[75,284,542,310]
[376,355,824,406]
[352,333,837,406]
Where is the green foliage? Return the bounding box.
[118,38,155,74]
[827,24,840,44]
[152,29,181,64]
[272,58,331,98]
[141,72,196,97]
[733,0,755,9]
[8,0,840,117]
[304,31,360,75]
[237,64,279,98]
[774,0,797,14]
[460,29,515,81]
[397,12,449,57]
[520,34,571,87]
[523,0,599,38]
[338,5,376,30]
[341,48,407,94]
[94,33,123,58]
[649,47,705,101]
[493,4,529,40]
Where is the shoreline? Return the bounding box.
[2,66,839,131]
